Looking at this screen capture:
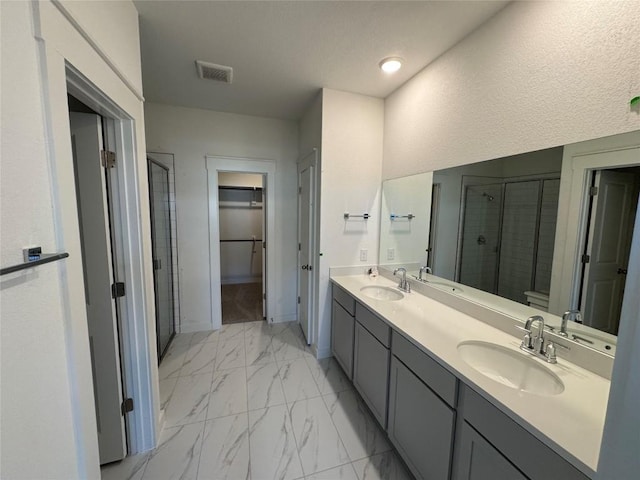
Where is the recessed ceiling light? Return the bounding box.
[379,57,403,73]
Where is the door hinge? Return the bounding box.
[121,398,134,415]
[581,254,590,264]
[589,186,598,196]
[101,150,116,168]
[298,243,301,251]
[263,293,266,300]
[297,296,301,304]
[263,242,266,249]
[111,282,126,298]
[298,187,302,194]
[153,258,162,270]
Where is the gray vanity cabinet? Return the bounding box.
[454,385,590,480]
[353,303,391,428]
[388,331,458,480]
[454,423,527,480]
[331,285,356,379]
[388,356,456,480]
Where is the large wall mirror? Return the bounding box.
[379,131,640,357]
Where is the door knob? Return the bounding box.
[301,265,308,270]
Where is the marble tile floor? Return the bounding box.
[101,321,412,480]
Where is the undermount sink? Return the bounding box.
[360,285,404,301]
[457,341,564,396]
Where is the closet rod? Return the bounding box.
[220,239,263,243]
[218,185,263,191]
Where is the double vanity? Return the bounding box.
[330,271,610,480]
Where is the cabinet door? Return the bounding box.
[353,322,390,428]
[332,300,354,379]
[454,422,528,480]
[388,356,455,480]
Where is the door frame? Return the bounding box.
[549,131,640,315]
[65,65,157,456]
[206,156,276,329]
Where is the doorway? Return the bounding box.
[579,166,640,334]
[206,156,276,330]
[218,172,265,324]
[68,99,126,464]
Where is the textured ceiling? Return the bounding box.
[135,1,509,120]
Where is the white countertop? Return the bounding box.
[331,273,611,476]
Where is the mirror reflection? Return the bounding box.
[379,132,640,356]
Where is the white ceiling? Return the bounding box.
[135,1,509,120]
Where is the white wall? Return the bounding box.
[144,103,299,331]
[316,89,384,357]
[383,1,640,180]
[382,2,640,477]
[1,1,153,478]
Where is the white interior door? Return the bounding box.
[298,161,315,345]
[70,112,126,464]
[581,169,640,334]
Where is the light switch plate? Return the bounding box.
[360,249,368,262]
[387,248,395,261]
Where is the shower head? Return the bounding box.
[482,192,495,201]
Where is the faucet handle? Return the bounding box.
[515,324,534,349]
[544,342,558,364]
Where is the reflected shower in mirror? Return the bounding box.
[379,131,640,356]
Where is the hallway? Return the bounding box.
[101,321,410,480]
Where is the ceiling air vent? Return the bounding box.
[195,60,233,84]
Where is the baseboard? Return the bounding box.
[179,321,214,333]
[316,346,332,359]
[271,313,297,324]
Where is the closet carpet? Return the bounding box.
[221,282,263,324]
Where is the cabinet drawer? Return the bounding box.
[353,322,390,428]
[388,356,455,480]
[332,284,355,315]
[392,330,457,407]
[355,302,391,347]
[461,385,589,480]
[331,300,355,380]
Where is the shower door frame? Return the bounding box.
[147,158,176,361]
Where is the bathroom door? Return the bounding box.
[148,160,175,360]
[581,169,639,334]
[70,113,126,464]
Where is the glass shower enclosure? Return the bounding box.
[148,159,175,361]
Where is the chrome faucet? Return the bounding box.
[560,310,582,337]
[518,315,557,363]
[393,267,411,293]
[418,265,432,281]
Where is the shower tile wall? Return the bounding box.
[534,179,560,293]
[459,185,502,292]
[497,181,541,304]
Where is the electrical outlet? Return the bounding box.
[360,249,368,262]
[387,248,395,260]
